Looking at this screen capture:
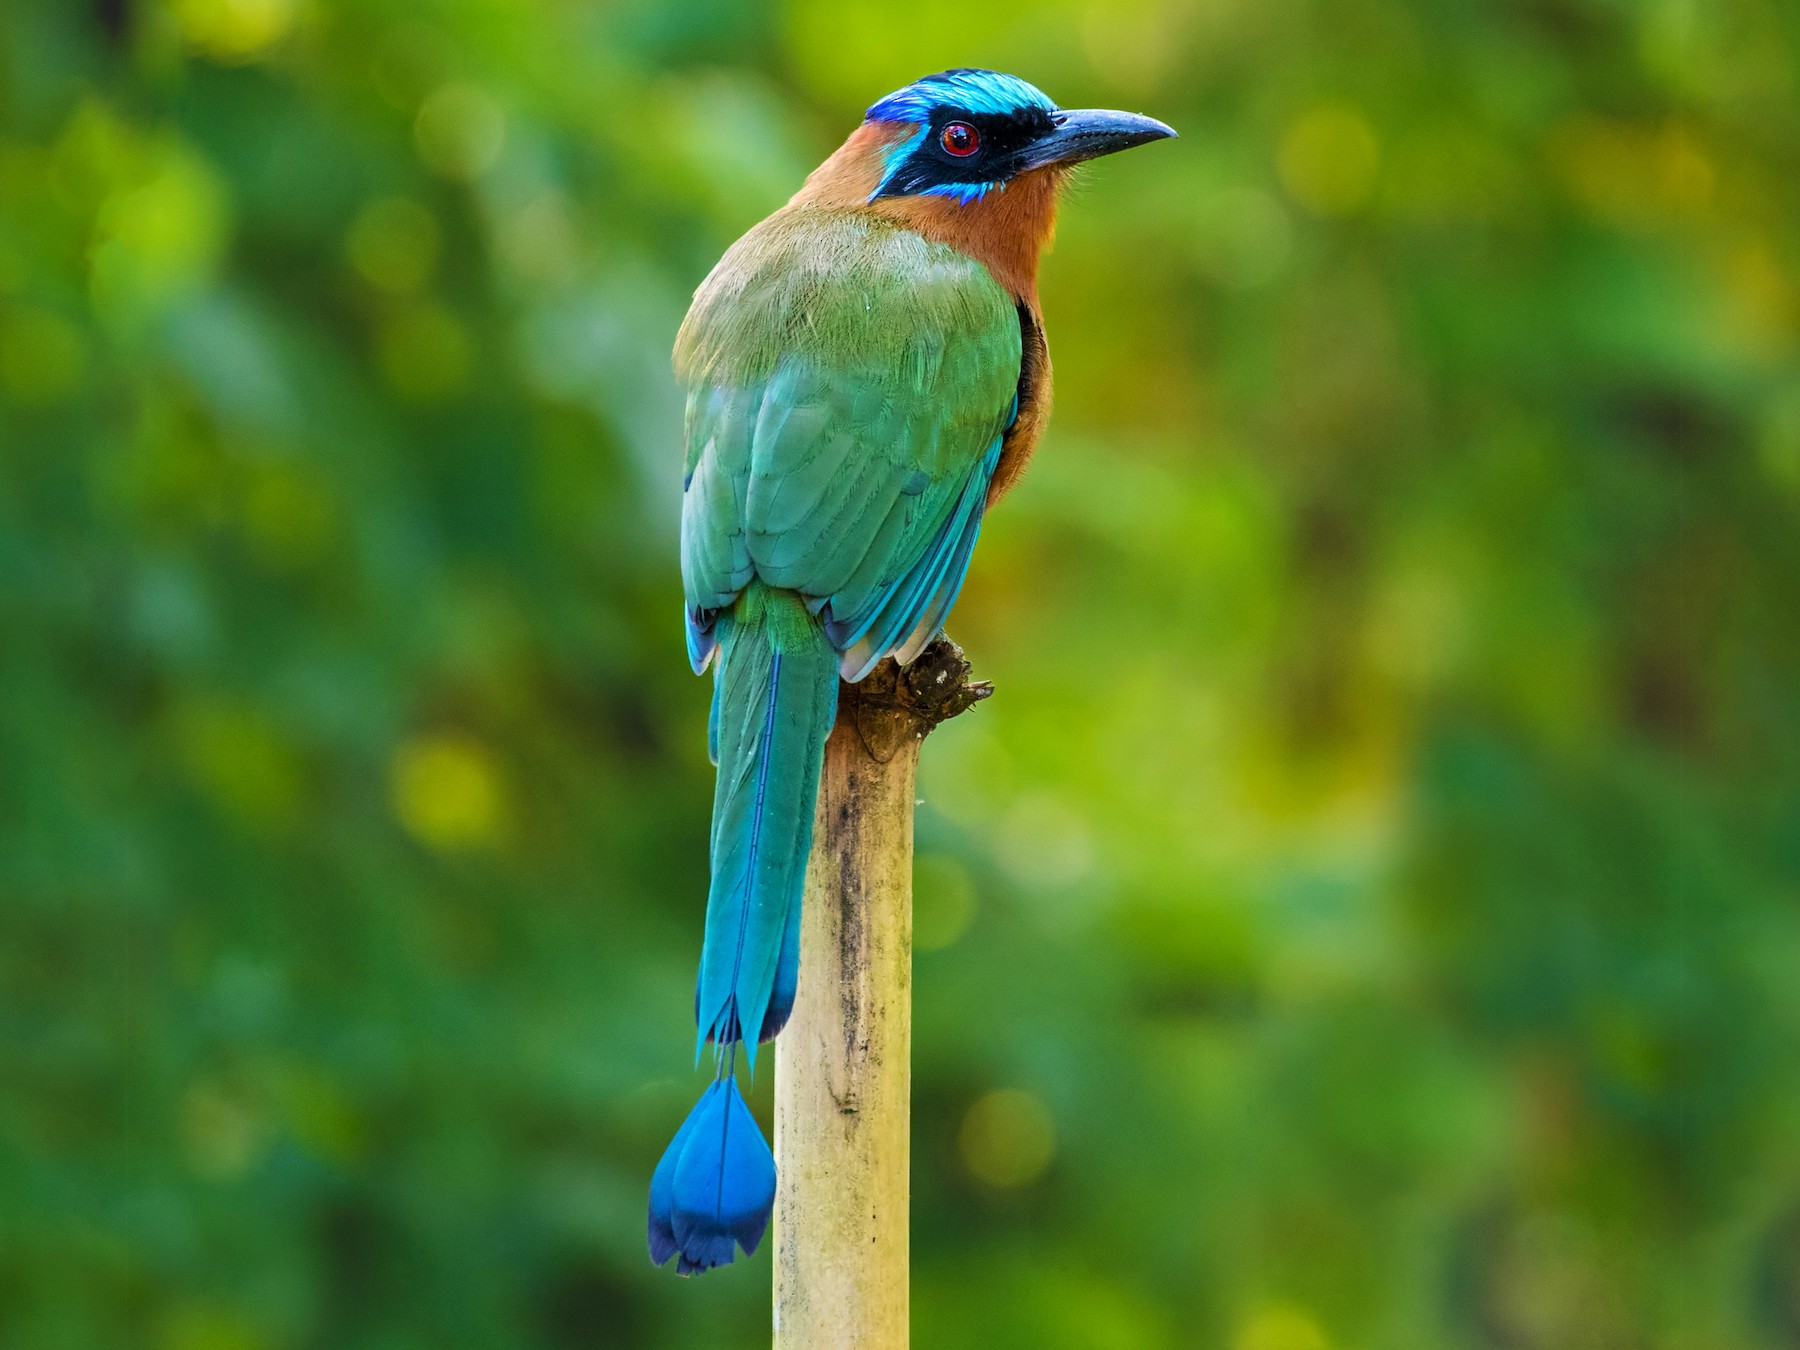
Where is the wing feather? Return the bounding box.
[678,207,1020,675]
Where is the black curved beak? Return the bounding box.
[1021,108,1177,171]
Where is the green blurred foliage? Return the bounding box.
[2,0,1797,1346]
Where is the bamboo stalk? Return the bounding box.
[772,710,915,1347]
[773,641,988,1350]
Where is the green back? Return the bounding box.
[676,207,1021,643]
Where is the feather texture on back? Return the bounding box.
[678,207,1021,678]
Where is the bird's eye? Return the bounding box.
[940,122,979,157]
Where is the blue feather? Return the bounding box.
[647,1082,709,1266]
[706,675,722,767]
[867,70,1056,201]
[874,123,928,186]
[922,180,1002,205]
[691,587,838,1065]
[827,435,1002,681]
[648,1077,777,1274]
[867,69,1056,124]
[685,604,717,675]
[761,866,805,1041]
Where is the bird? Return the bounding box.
[648,68,1174,1275]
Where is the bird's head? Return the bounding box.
[792,70,1174,297]
[861,69,1176,206]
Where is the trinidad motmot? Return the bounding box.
[648,69,1174,1275]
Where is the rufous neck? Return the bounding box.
[790,123,1062,304]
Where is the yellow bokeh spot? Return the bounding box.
[90,139,229,326]
[239,460,336,570]
[376,300,471,403]
[1236,1305,1332,1350]
[392,733,505,851]
[1721,239,1797,353]
[498,191,579,284]
[346,196,440,294]
[173,0,299,63]
[415,83,505,179]
[1279,104,1380,216]
[0,306,87,405]
[1550,117,1715,228]
[960,1088,1055,1188]
[1653,123,1713,214]
[175,700,304,831]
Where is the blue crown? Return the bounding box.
[867,69,1058,125]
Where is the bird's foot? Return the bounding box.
[847,637,992,762]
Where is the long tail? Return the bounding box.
[648,583,838,1275]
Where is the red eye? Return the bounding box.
[940,122,979,157]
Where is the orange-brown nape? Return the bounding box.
[789,121,1061,502]
[791,122,1066,305]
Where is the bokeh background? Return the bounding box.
[3,1,1797,1346]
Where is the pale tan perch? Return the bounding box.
[774,641,990,1349]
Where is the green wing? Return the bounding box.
[677,208,1021,680]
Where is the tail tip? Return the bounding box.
[646,1077,777,1275]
